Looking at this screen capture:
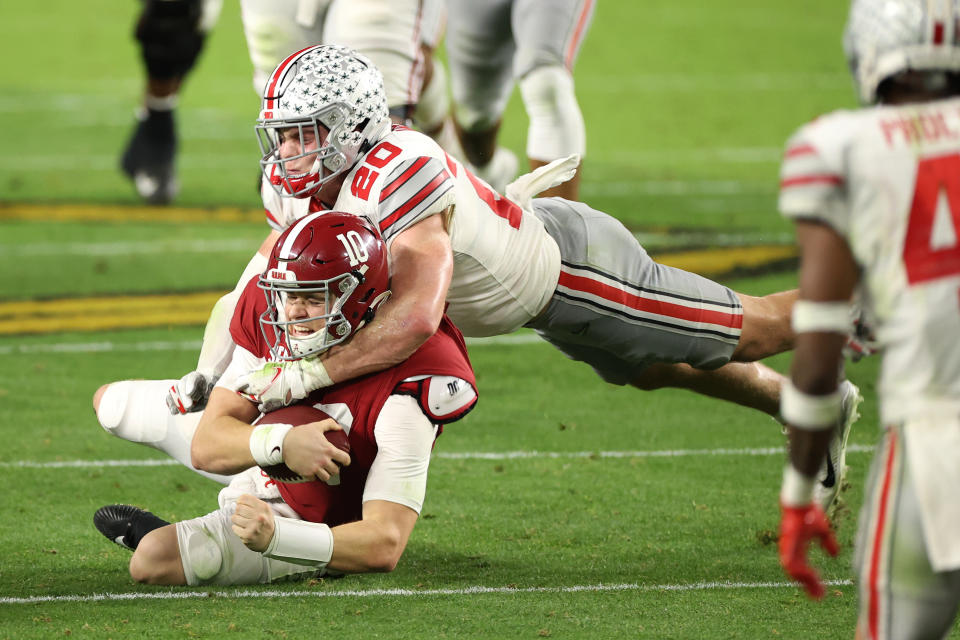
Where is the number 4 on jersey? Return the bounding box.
[903,154,960,284]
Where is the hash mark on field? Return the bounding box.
[2,444,874,470]
[0,578,854,605]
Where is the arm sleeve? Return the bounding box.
[215,345,265,392]
[195,251,268,379]
[362,394,438,513]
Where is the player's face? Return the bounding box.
[283,291,330,337]
[277,125,329,172]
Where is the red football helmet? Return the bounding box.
[259,211,391,360]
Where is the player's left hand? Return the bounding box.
[231,494,275,552]
[779,502,839,600]
[235,361,306,412]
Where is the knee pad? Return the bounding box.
[182,529,223,582]
[135,0,209,79]
[519,65,586,161]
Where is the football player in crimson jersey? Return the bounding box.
[93,212,478,585]
[777,1,960,636]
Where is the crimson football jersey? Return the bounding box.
[229,275,477,524]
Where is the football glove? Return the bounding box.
[778,502,839,600]
[235,358,333,412]
[165,371,215,415]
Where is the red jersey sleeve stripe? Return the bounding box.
[558,271,744,329]
[379,170,451,233]
[380,157,430,203]
[784,144,817,158]
[780,174,843,188]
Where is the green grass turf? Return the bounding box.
[3,0,957,637]
[2,0,854,232]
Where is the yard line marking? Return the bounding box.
[0,578,855,605]
[1,444,876,470]
[0,333,544,355]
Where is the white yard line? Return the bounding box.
[0,578,854,605]
[1,444,875,470]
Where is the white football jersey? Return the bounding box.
[779,98,960,424]
[262,126,561,336]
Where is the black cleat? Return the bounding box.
[94,504,167,551]
[120,107,179,205]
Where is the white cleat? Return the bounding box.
[814,380,863,516]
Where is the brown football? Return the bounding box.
[256,403,350,483]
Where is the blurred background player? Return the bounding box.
[93,212,477,586]
[239,0,452,136]
[122,0,453,205]
[776,1,960,637]
[445,0,595,197]
[120,0,222,204]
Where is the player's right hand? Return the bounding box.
[166,371,215,415]
[231,494,275,553]
[778,502,839,600]
[282,420,351,483]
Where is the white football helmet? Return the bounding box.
[255,45,391,198]
[844,0,960,103]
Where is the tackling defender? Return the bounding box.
[776,0,960,637]
[94,212,477,584]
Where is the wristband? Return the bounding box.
[780,464,816,507]
[780,380,842,430]
[791,300,852,334]
[264,516,334,568]
[300,357,334,391]
[249,422,293,466]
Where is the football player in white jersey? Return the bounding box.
[776,1,960,636]
[444,0,595,198]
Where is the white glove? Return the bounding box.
[235,358,334,412]
[166,371,216,415]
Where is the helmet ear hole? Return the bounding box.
[357,286,376,304]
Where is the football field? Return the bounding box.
[2,2,955,638]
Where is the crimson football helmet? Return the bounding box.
[255,44,391,198]
[259,211,391,360]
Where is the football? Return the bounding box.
[256,403,351,483]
